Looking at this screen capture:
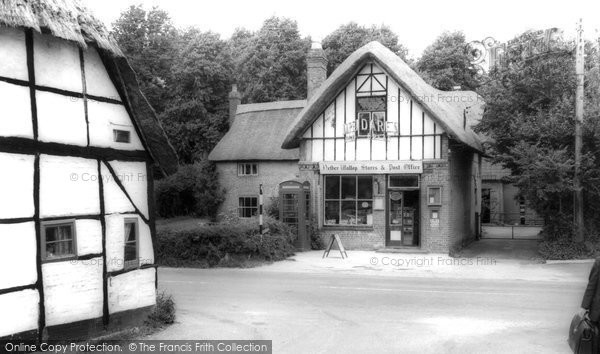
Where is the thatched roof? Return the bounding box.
[208,101,304,161]
[0,0,179,174]
[0,0,123,56]
[282,41,485,153]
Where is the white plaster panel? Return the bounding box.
[312,115,323,138]
[387,80,399,126]
[0,222,37,289]
[335,139,345,161]
[345,140,355,161]
[399,137,411,160]
[412,104,423,135]
[76,219,102,256]
[372,139,386,160]
[138,219,154,266]
[83,48,121,100]
[0,82,33,138]
[36,91,87,146]
[311,139,323,161]
[356,139,370,160]
[324,139,335,161]
[0,27,28,81]
[108,267,156,314]
[0,289,39,337]
[101,163,136,218]
[103,161,148,218]
[387,137,399,160]
[412,136,423,160]
[39,155,100,217]
[42,259,103,326]
[323,105,335,137]
[424,136,435,159]
[399,91,411,135]
[33,33,83,93]
[334,93,345,136]
[0,153,34,218]
[105,214,125,272]
[88,102,143,150]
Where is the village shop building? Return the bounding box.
[0,0,177,340]
[210,41,485,252]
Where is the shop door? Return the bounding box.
[279,181,310,250]
[386,190,420,247]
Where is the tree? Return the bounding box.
[475,32,600,240]
[322,23,409,74]
[161,29,233,163]
[232,17,310,103]
[112,5,178,113]
[416,31,480,91]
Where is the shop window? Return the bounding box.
[324,175,373,226]
[238,163,258,176]
[42,220,77,262]
[238,196,258,218]
[124,218,139,269]
[389,175,419,189]
[427,187,442,206]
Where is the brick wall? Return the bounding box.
[216,161,299,216]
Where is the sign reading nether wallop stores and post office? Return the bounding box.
[319,161,423,174]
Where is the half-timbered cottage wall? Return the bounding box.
[0,27,157,339]
[301,63,445,162]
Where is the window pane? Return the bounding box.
[357,96,386,111]
[252,164,257,175]
[357,176,373,199]
[124,243,136,262]
[325,201,340,225]
[238,164,243,175]
[245,164,251,175]
[340,201,357,225]
[46,227,57,242]
[125,223,136,242]
[357,201,373,225]
[372,112,386,135]
[341,176,356,199]
[250,197,257,207]
[357,112,371,136]
[325,176,340,199]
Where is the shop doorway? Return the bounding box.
[279,181,311,250]
[386,189,420,247]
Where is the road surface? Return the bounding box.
[150,266,588,353]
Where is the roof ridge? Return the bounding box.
[236,100,306,114]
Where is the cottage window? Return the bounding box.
[113,129,131,143]
[42,220,77,262]
[238,196,258,218]
[324,175,373,226]
[238,163,258,176]
[124,218,139,269]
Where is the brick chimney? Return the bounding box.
[307,41,328,100]
[228,84,241,128]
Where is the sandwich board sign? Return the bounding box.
[323,234,348,259]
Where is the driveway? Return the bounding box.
[149,257,593,353]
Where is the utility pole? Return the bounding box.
[574,19,585,242]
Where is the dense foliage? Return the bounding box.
[154,162,225,219]
[322,22,409,74]
[156,217,296,267]
[475,33,600,241]
[416,31,481,91]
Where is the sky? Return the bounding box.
[83,0,600,59]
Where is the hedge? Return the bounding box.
[156,216,295,267]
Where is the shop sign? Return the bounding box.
[319,161,423,175]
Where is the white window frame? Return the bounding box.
[238,163,258,176]
[41,219,77,262]
[124,218,139,270]
[238,196,258,218]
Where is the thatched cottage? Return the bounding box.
[0,0,177,340]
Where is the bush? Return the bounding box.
[155,161,225,219]
[156,216,295,267]
[538,237,600,260]
[146,291,176,328]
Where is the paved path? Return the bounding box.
[149,260,592,354]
